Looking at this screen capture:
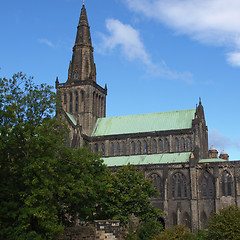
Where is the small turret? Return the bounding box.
[219,150,229,160]
[208,145,218,158]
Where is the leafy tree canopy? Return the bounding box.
[206,205,240,240]
[154,225,197,240]
[97,164,163,225]
[0,73,108,239]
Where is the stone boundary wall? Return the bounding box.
[58,220,127,240]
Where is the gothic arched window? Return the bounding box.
[131,141,135,154]
[137,141,141,154]
[81,91,85,112]
[111,142,114,156]
[69,92,73,113]
[165,138,169,152]
[175,138,179,152]
[171,172,187,198]
[149,173,163,198]
[181,137,185,151]
[143,140,148,154]
[75,91,79,113]
[222,170,233,196]
[117,142,120,155]
[122,142,126,155]
[159,139,163,152]
[153,139,157,153]
[74,72,79,79]
[201,171,214,198]
[101,143,105,156]
[187,137,192,151]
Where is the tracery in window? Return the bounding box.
[222,170,233,196]
[149,173,163,198]
[171,172,187,198]
[201,171,214,198]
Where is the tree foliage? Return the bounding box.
[154,225,197,240]
[0,73,107,239]
[0,73,164,239]
[206,205,240,240]
[97,165,163,225]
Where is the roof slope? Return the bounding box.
[92,109,196,136]
[102,152,191,167]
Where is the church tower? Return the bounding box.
[56,3,107,142]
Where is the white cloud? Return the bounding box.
[209,129,240,152]
[123,0,240,66]
[101,19,151,65]
[99,18,193,83]
[38,38,55,48]
[226,52,240,67]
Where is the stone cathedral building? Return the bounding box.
[56,3,240,232]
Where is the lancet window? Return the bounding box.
[143,140,148,154]
[175,138,179,152]
[149,173,163,198]
[131,141,135,154]
[165,139,169,152]
[159,139,163,152]
[222,170,233,196]
[137,141,141,154]
[171,172,187,198]
[153,139,157,153]
[201,171,214,198]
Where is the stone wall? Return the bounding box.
[58,220,126,240]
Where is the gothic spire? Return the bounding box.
[67,3,96,83]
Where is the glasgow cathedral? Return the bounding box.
[55,3,240,232]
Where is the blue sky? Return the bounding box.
[1,0,240,160]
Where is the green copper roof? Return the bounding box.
[66,112,77,126]
[92,109,196,136]
[199,158,228,163]
[102,152,191,167]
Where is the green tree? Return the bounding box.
[154,225,197,240]
[97,165,163,225]
[206,205,240,240]
[136,218,163,240]
[0,73,108,239]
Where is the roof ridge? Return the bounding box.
[99,108,196,120]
